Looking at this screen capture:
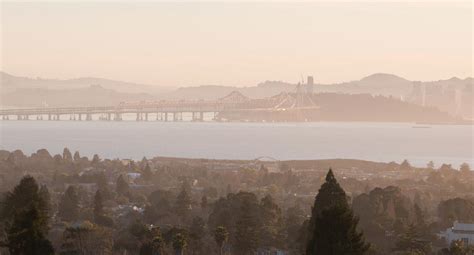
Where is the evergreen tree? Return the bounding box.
[2,176,49,233]
[175,184,192,219]
[63,147,73,162]
[39,185,52,218]
[73,151,81,162]
[214,226,228,255]
[1,176,53,254]
[6,206,54,255]
[143,163,153,179]
[393,224,431,254]
[285,204,307,253]
[96,173,111,200]
[309,203,370,255]
[235,197,260,255]
[58,186,80,221]
[94,189,104,217]
[201,195,208,209]
[400,160,412,171]
[91,154,100,166]
[116,175,130,196]
[306,169,370,255]
[414,204,428,238]
[426,161,435,170]
[260,195,283,249]
[190,216,206,254]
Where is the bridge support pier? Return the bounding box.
[192,112,203,121]
[86,113,92,121]
[114,112,122,121]
[164,112,169,122]
[145,113,148,121]
[173,112,177,121]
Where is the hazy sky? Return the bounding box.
[1,1,472,87]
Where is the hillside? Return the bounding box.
[0,71,171,95]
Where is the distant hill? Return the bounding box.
[166,73,472,100]
[0,71,171,95]
[1,71,472,110]
[0,71,172,107]
[1,85,154,107]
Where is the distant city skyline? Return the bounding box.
[1,2,472,87]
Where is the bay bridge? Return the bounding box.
[0,88,319,122]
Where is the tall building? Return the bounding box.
[306,76,314,94]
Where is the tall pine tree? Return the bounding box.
[306,169,370,255]
[1,176,54,254]
[58,186,80,222]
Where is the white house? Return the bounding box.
[439,221,474,246]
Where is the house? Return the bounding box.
[439,221,474,245]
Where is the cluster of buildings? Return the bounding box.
[408,81,473,119]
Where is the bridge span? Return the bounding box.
[0,91,318,121]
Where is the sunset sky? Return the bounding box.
[1,1,472,87]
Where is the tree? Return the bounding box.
[173,233,187,255]
[1,176,49,233]
[393,224,431,254]
[63,147,73,162]
[460,163,471,173]
[58,186,80,222]
[139,227,164,255]
[309,204,370,255]
[6,206,54,255]
[1,176,53,254]
[414,204,428,238]
[96,173,111,200]
[190,217,206,254]
[439,240,474,255]
[285,204,307,254]
[426,161,435,170]
[142,163,153,181]
[214,226,228,255]
[438,198,474,227]
[306,169,370,255]
[116,175,130,196]
[235,196,260,255]
[439,164,454,172]
[201,195,208,209]
[91,154,100,166]
[73,151,81,161]
[60,221,113,254]
[400,160,412,171]
[94,190,104,217]
[151,233,165,255]
[260,195,283,249]
[175,184,192,219]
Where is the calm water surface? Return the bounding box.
[0,121,472,167]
